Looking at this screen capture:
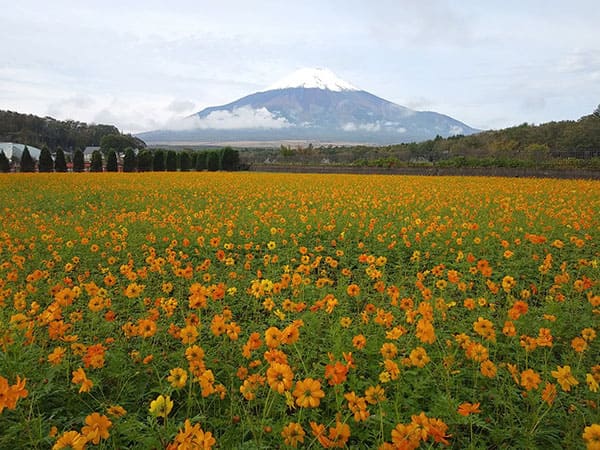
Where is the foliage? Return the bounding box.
[220,146,240,171]
[100,133,145,153]
[0,173,598,449]
[38,146,54,172]
[73,149,84,172]
[19,146,35,172]
[90,150,103,172]
[179,152,191,171]
[166,150,178,172]
[106,150,118,172]
[0,150,10,172]
[195,151,207,171]
[137,150,153,172]
[206,151,219,171]
[123,148,137,173]
[0,109,123,152]
[153,150,166,172]
[54,147,68,172]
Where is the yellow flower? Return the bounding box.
[551,365,579,392]
[167,367,188,389]
[149,394,173,418]
[586,374,599,393]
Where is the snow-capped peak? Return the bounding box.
[266,68,359,92]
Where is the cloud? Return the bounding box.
[342,121,407,133]
[167,100,196,113]
[180,107,291,130]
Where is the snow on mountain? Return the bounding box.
[266,68,359,92]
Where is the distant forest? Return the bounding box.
[0,110,145,151]
[241,106,600,169]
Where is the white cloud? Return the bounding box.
[187,107,291,130]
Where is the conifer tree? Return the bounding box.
[166,150,178,171]
[195,151,207,171]
[90,150,103,172]
[20,146,35,172]
[206,151,219,171]
[54,147,68,172]
[106,150,118,172]
[0,150,10,172]
[153,150,165,171]
[38,146,54,172]
[73,149,85,172]
[123,148,137,172]
[179,152,191,171]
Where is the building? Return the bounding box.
[0,142,42,162]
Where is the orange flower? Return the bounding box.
[346,283,360,297]
[170,419,216,449]
[81,412,112,445]
[52,431,87,450]
[281,422,305,448]
[48,346,66,365]
[324,361,348,386]
[480,360,497,378]
[571,336,588,353]
[180,325,199,344]
[352,334,366,350]
[457,402,481,416]
[473,317,496,342]
[409,347,430,368]
[0,375,28,413]
[541,382,557,406]
[293,378,325,408]
[71,367,93,393]
[266,362,294,393]
[310,419,351,448]
[520,369,541,391]
[583,423,600,450]
[83,343,106,369]
[415,319,436,344]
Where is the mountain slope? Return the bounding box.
[138,68,478,145]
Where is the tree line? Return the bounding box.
[243,106,600,169]
[0,146,241,173]
[0,110,145,152]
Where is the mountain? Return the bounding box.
[138,68,479,145]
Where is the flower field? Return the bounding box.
[0,172,598,449]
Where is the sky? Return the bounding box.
[1,0,599,134]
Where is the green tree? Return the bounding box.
[20,146,35,172]
[206,151,219,171]
[195,151,207,171]
[153,150,165,171]
[0,150,10,172]
[179,152,191,171]
[220,146,240,171]
[166,150,178,171]
[137,150,153,172]
[106,150,118,172]
[100,134,146,153]
[73,149,85,172]
[90,150,103,172]
[54,147,68,172]
[123,148,137,172]
[38,146,54,172]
